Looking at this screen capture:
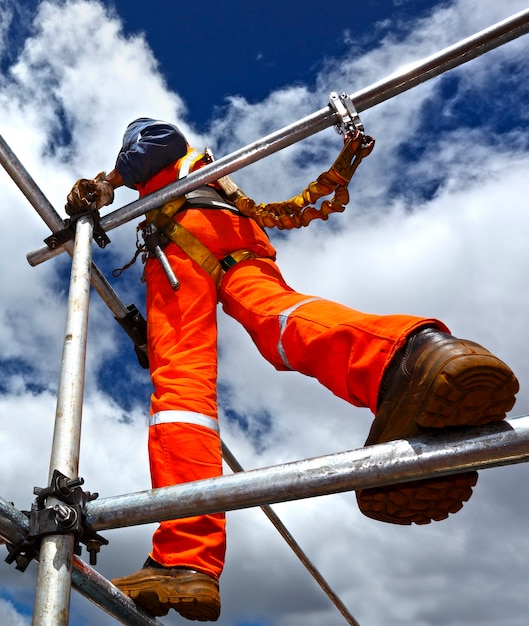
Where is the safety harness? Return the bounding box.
[143,189,258,290]
[111,145,260,288]
[231,129,374,230]
[118,125,374,290]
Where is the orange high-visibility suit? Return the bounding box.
[116,119,445,580]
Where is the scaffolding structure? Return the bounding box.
[1,8,529,625]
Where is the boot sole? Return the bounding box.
[357,340,519,524]
[114,575,220,621]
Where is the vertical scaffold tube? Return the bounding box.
[32,215,93,626]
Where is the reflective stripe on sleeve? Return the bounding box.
[277,297,322,369]
[177,149,203,178]
[149,410,220,433]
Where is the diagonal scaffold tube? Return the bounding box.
[0,133,149,362]
[24,6,529,267]
[0,7,527,626]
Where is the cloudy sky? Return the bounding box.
[1,0,529,625]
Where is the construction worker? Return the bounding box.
[67,118,519,621]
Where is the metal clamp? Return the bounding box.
[115,303,149,369]
[44,207,111,251]
[5,470,108,571]
[142,224,180,290]
[329,91,365,136]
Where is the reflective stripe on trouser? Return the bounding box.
[144,210,276,577]
[146,248,225,578]
[219,258,448,413]
[148,413,225,578]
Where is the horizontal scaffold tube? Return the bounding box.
[86,415,529,532]
[0,499,163,626]
[26,7,529,267]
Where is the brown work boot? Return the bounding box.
[356,327,519,525]
[112,557,221,621]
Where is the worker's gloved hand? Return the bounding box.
[65,171,115,216]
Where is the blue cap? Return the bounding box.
[120,118,159,152]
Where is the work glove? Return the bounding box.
[65,171,114,216]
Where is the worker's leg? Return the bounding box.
[146,246,225,578]
[113,245,223,621]
[219,257,442,413]
[219,257,518,525]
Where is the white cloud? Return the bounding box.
[0,0,529,625]
[0,598,30,626]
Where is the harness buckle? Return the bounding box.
[142,224,180,290]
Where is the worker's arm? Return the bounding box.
[66,120,187,212]
[65,171,115,215]
[104,168,124,189]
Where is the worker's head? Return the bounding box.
[120,118,159,153]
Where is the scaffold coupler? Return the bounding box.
[329,91,366,137]
[5,469,108,571]
[44,204,111,251]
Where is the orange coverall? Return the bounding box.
[138,153,444,579]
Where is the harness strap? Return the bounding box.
[164,220,225,287]
[184,196,241,212]
[178,148,204,177]
[183,186,242,213]
[149,210,258,288]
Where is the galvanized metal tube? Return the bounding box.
[0,496,29,546]
[0,499,163,625]
[32,216,93,626]
[25,6,529,269]
[0,135,64,236]
[71,559,163,626]
[32,534,77,626]
[352,6,529,112]
[47,216,93,480]
[93,6,529,230]
[87,416,529,531]
[222,443,360,626]
[0,133,130,319]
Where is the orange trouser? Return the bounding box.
[145,208,445,578]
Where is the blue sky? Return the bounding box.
[106,0,438,127]
[1,1,529,625]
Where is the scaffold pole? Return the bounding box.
[0,7,528,626]
[24,6,529,268]
[31,215,94,625]
[86,416,529,532]
[0,134,148,359]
